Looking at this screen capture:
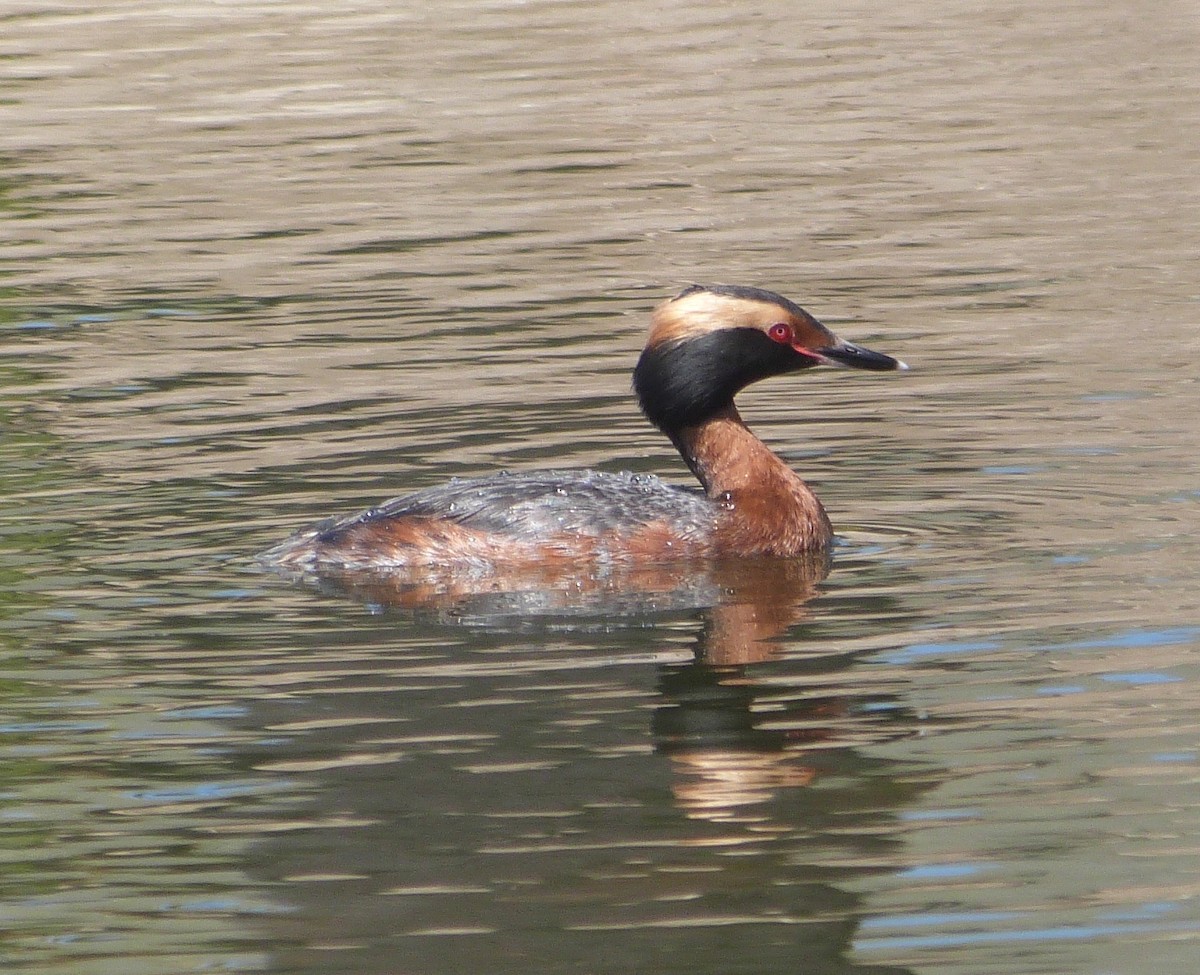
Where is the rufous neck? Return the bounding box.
[672,405,834,554]
[673,405,793,497]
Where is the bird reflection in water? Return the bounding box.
[290,548,914,828]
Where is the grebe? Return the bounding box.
[263,284,905,571]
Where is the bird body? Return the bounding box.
[262,285,904,572]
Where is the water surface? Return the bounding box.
[2,2,1199,973]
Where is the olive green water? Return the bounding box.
[2,2,1199,973]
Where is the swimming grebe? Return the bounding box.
[263,284,905,571]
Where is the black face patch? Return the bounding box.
[634,327,815,433]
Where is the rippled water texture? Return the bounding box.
[2,2,1199,973]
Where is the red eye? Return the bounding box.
[768,322,791,344]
